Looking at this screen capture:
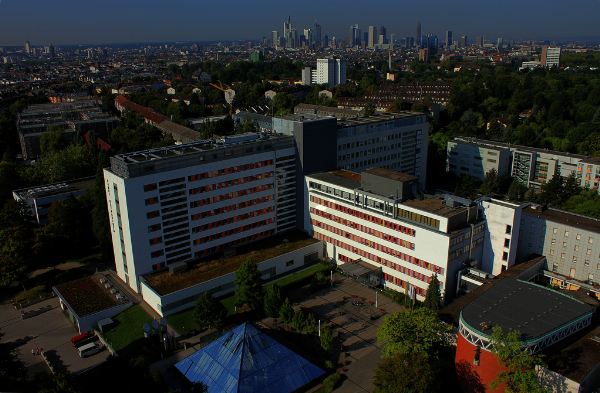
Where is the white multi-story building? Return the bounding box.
[305,168,491,304]
[315,58,347,87]
[103,133,297,293]
[541,46,561,68]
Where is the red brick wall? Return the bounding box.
[455,333,508,393]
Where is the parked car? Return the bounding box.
[78,342,102,358]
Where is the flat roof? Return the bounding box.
[580,156,600,165]
[521,205,600,234]
[402,198,468,217]
[143,229,320,296]
[363,167,418,183]
[13,176,96,200]
[307,171,361,190]
[461,278,592,341]
[546,322,600,383]
[452,137,589,159]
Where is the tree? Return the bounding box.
[0,329,28,392]
[454,174,477,200]
[377,307,453,358]
[89,150,113,258]
[0,227,35,289]
[373,352,441,393]
[422,275,441,312]
[507,178,528,201]
[271,92,298,116]
[539,174,564,206]
[40,125,70,156]
[320,323,333,352]
[279,297,294,326]
[292,307,306,332]
[236,116,256,134]
[562,173,581,206]
[489,326,550,393]
[479,168,500,195]
[364,102,376,116]
[193,292,227,330]
[305,312,318,336]
[31,368,83,393]
[0,199,34,231]
[263,283,283,318]
[234,260,263,309]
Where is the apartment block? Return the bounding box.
[447,137,586,186]
[305,169,488,304]
[575,157,600,190]
[541,46,561,68]
[315,57,347,87]
[103,133,296,294]
[517,204,600,285]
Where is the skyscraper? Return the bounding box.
[368,26,376,47]
[405,37,415,48]
[541,46,561,68]
[379,26,387,44]
[314,22,322,48]
[445,31,453,47]
[48,44,55,58]
[476,36,484,46]
[497,38,503,51]
[24,40,30,54]
[416,22,421,47]
[421,34,438,56]
[271,31,279,47]
[348,24,357,47]
[461,35,467,47]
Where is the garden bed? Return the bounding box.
[144,229,319,295]
[103,305,153,357]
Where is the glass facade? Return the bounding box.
[175,322,325,393]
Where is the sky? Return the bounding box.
[0,0,599,46]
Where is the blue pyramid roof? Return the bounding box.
[175,322,325,393]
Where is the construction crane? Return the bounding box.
[209,83,235,115]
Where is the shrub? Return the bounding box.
[321,372,341,392]
[324,360,334,370]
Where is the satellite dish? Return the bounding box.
[143,323,151,333]
[225,89,235,104]
[151,320,159,329]
[160,317,167,326]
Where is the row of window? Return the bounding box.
[310,207,414,251]
[191,202,273,221]
[190,193,274,209]
[189,175,273,195]
[191,207,275,231]
[193,218,274,245]
[188,160,273,182]
[384,273,426,297]
[310,196,417,236]
[550,227,594,243]
[312,221,443,274]
[192,229,275,258]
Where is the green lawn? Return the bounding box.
[166,263,332,335]
[103,305,153,356]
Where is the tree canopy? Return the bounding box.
[373,352,442,393]
[193,291,227,330]
[234,260,263,309]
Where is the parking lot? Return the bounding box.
[0,297,108,376]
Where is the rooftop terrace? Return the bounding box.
[54,274,121,317]
[143,229,320,296]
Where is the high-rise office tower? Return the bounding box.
[304,29,312,46]
[368,26,376,47]
[461,35,467,47]
[476,36,484,46]
[363,32,368,46]
[379,26,387,44]
[446,31,453,47]
[283,15,292,46]
[421,34,438,56]
[48,44,55,58]
[405,37,415,48]
[416,22,421,47]
[497,38,503,51]
[390,33,395,48]
[314,22,321,48]
[348,24,359,47]
[323,35,329,47]
[24,40,30,54]
[271,31,279,47]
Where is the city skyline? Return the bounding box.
[0,0,599,46]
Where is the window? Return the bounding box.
[145,197,159,206]
[565,231,569,237]
[502,252,508,261]
[147,210,160,219]
[574,245,579,252]
[286,260,294,267]
[590,237,594,244]
[573,256,577,262]
[151,250,164,259]
[587,249,592,255]
[504,239,510,247]
[531,222,535,228]
[589,273,594,280]
[561,253,565,259]
[550,249,554,256]
[570,268,576,277]
[553,228,558,234]
[487,158,497,163]
[152,262,165,271]
[576,234,581,240]
[551,239,556,245]
[563,242,567,247]
[148,224,161,233]
[528,243,532,249]
[143,184,157,192]
[552,263,559,272]
[529,232,534,239]
[505,225,512,235]
[585,260,590,267]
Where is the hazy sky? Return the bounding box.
[0,0,599,46]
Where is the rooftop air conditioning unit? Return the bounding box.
[169,262,188,275]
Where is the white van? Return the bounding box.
[78,342,102,358]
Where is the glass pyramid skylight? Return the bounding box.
[175,322,325,393]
